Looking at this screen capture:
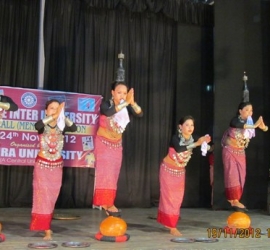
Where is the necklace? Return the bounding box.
[41,126,64,161]
[48,124,57,129]
[179,134,194,146]
[238,116,246,123]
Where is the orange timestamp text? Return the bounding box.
[206,228,269,238]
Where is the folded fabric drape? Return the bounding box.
[59,0,214,26]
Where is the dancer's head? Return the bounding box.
[178,115,195,138]
[45,99,60,116]
[237,101,253,120]
[111,81,129,105]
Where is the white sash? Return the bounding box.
[57,108,66,131]
[244,116,255,139]
[113,106,130,129]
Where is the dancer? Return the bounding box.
[30,99,77,240]
[93,81,143,216]
[157,115,211,236]
[221,101,267,212]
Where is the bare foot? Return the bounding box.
[228,200,246,208]
[170,228,182,236]
[107,205,119,212]
[43,230,52,240]
[165,226,182,236]
[102,205,121,216]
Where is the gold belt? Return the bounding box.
[224,145,245,155]
[162,163,185,177]
[101,138,122,149]
[36,157,63,170]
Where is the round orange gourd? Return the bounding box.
[99,216,127,237]
[227,212,251,229]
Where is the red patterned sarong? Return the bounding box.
[222,146,246,200]
[93,135,123,206]
[30,156,63,230]
[157,162,185,228]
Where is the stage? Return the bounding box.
[0,207,270,249]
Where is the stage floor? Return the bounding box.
[0,207,270,249]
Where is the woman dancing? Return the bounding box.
[93,81,143,216]
[30,99,77,240]
[222,101,267,211]
[157,115,211,236]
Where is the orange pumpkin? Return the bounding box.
[227,212,251,229]
[99,216,127,236]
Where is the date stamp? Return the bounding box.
[207,228,266,238]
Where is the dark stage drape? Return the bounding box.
[0,0,39,88]
[0,0,215,209]
[213,0,270,210]
[0,0,40,208]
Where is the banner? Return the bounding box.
[0,86,102,167]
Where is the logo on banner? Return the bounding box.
[21,92,37,108]
[78,98,95,112]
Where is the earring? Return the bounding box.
[109,98,114,106]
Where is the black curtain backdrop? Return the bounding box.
[1,0,269,213]
[213,0,270,210]
[3,0,249,211]
[176,24,214,208]
[0,0,39,88]
[0,0,40,208]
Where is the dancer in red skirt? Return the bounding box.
[222,101,267,212]
[157,115,211,236]
[30,99,77,240]
[93,81,143,216]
